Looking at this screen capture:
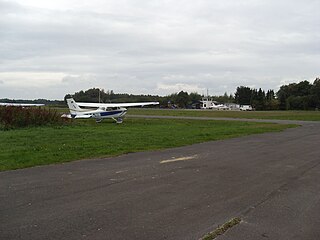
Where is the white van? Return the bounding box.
[240,105,253,111]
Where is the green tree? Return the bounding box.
[277,85,289,110]
[311,78,320,109]
[189,92,202,103]
[254,88,266,110]
[175,91,189,108]
[277,80,316,110]
[235,86,252,105]
[265,90,278,110]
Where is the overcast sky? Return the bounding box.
[0,0,319,99]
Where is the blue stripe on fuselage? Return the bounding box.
[100,110,125,117]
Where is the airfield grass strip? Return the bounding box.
[201,217,241,240]
[0,118,296,171]
[128,108,320,121]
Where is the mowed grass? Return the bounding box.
[128,108,320,121]
[0,118,296,171]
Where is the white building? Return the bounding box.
[201,97,230,110]
[201,97,214,109]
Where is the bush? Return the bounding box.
[0,106,69,130]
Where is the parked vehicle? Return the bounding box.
[239,105,253,111]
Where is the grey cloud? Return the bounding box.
[0,0,319,99]
[0,1,25,14]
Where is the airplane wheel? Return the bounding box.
[116,118,123,124]
[96,119,102,123]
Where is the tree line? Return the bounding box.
[277,78,320,110]
[63,88,235,109]
[235,78,320,110]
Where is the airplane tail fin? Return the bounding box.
[66,98,82,113]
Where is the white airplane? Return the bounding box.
[63,98,159,123]
[213,103,230,110]
[0,102,44,107]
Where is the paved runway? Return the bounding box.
[1,118,320,240]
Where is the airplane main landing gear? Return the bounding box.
[111,117,123,124]
[116,117,123,124]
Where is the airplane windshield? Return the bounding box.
[107,107,119,111]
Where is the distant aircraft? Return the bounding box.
[62,98,159,123]
[200,98,230,110]
[213,103,230,110]
[0,102,44,107]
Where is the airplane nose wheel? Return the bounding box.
[96,119,102,123]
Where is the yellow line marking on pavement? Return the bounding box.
[160,155,197,164]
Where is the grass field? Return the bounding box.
[0,118,296,171]
[128,108,320,121]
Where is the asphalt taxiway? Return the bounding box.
[1,118,319,240]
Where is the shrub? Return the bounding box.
[0,106,69,130]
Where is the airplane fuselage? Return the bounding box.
[71,107,127,120]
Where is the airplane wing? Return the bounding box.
[0,103,44,107]
[76,101,159,108]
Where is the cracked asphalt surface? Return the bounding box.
[1,117,320,240]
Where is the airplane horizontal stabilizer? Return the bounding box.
[0,103,44,107]
[74,115,92,119]
[61,113,92,119]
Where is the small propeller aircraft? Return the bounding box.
[62,98,159,123]
[0,102,44,107]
